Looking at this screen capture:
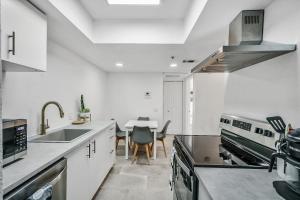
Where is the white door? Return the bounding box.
[163,81,183,135]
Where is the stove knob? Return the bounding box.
[223,119,230,124]
[264,130,273,137]
[255,128,263,134]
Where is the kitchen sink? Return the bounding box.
[30,129,92,143]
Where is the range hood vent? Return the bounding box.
[192,10,297,73]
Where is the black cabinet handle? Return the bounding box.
[93,140,96,153]
[8,31,15,55]
[86,144,91,158]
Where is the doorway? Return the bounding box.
[163,81,183,135]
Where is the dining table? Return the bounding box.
[124,120,159,160]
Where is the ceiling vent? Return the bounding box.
[182,59,195,63]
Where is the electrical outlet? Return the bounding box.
[68,113,74,120]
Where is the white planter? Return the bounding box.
[79,112,91,118]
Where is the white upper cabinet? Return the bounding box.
[1,0,47,72]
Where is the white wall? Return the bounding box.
[183,75,193,135]
[48,0,93,39]
[2,41,107,137]
[106,73,163,129]
[224,0,300,127]
[192,73,227,135]
[93,19,185,44]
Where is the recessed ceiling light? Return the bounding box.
[170,63,178,68]
[115,62,124,67]
[107,0,160,5]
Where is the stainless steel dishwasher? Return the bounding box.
[4,158,67,200]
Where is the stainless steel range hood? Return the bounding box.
[192,10,297,73]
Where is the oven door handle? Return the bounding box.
[175,153,192,176]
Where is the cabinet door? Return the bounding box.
[106,125,116,167]
[89,134,106,198]
[66,142,91,200]
[89,127,115,197]
[1,0,47,71]
[99,126,115,181]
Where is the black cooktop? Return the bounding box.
[174,135,271,168]
[175,135,225,166]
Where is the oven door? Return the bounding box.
[173,152,195,200]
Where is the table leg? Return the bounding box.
[153,129,157,160]
[125,130,129,159]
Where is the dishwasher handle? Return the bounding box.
[49,164,66,186]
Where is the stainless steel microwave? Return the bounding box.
[3,119,27,166]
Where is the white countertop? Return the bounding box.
[3,120,114,195]
[195,167,284,200]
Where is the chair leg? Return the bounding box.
[116,138,119,150]
[161,139,167,158]
[150,143,154,157]
[130,137,133,148]
[132,144,139,164]
[128,141,131,150]
[131,141,136,154]
[145,145,150,165]
[147,144,152,157]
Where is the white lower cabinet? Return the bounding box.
[66,125,116,200]
[66,141,90,200]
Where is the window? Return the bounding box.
[107,0,160,5]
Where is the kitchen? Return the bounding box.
[1,0,300,200]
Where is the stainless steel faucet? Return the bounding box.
[41,101,64,135]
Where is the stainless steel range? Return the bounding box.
[171,114,280,200]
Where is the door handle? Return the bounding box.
[8,31,15,55]
[174,153,192,176]
[86,144,91,158]
[92,140,96,153]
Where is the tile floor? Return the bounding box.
[94,135,174,200]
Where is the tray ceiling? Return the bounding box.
[79,0,191,20]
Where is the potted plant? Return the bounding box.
[79,94,91,119]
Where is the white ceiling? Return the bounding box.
[32,0,274,73]
[79,0,192,20]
